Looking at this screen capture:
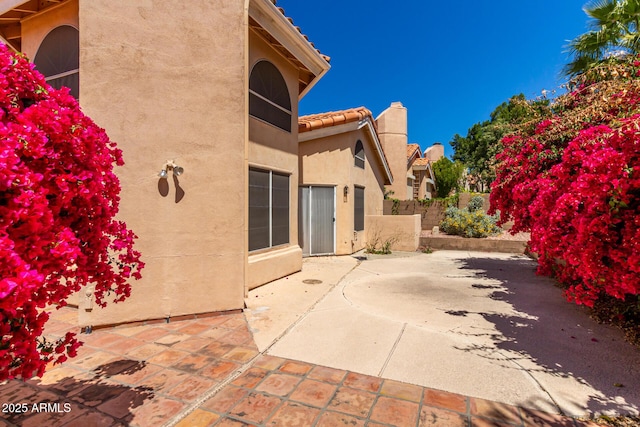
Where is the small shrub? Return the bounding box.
[365,229,398,254]
[440,199,501,238]
[467,195,484,212]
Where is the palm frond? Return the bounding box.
[585,0,618,28]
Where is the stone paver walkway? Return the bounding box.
[0,306,599,427]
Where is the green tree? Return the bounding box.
[432,157,464,198]
[565,0,640,76]
[450,94,550,191]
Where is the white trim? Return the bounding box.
[248,167,291,252]
[359,118,393,184]
[249,88,292,115]
[249,0,330,99]
[298,121,359,142]
[248,162,292,175]
[300,185,336,256]
[45,68,78,81]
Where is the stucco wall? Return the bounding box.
[424,143,445,162]
[365,214,421,252]
[71,0,248,326]
[376,102,409,200]
[299,127,386,255]
[247,30,302,289]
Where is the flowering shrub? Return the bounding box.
[440,196,501,238]
[491,56,640,307]
[0,45,143,380]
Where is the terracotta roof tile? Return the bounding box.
[299,107,373,133]
[273,1,330,62]
[412,157,431,166]
[298,106,392,184]
[407,143,421,159]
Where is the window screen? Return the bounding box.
[354,186,365,231]
[33,25,79,99]
[249,169,270,251]
[271,172,290,246]
[249,60,292,132]
[355,140,365,169]
[249,168,290,251]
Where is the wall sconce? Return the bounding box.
[343,185,349,196]
[158,160,184,179]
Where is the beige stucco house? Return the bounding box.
[376,102,440,201]
[406,144,438,200]
[298,107,393,255]
[0,0,330,327]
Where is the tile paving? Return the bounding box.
[0,307,600,427]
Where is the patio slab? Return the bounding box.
[0,253,637,426]
[262,251,640,418]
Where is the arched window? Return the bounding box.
[33,25,79,99]
[249,60,292,132]
[354,140,365,169]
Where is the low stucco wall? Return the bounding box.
[419,235,527,253]
[383,200,448,230]
[365,214,421,252]
[248,245,303,291]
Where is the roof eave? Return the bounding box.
[359,118,393,185]
[249,0,330,99]
[0,0,30,15]
[298,121,360,142]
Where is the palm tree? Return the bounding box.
[565,0,640,76]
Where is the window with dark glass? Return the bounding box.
[354,186,365,231]
[249,60,292,132]
[249,168,290,251]
[33,25,79,99]
[355,140,365,169]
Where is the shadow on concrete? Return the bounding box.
[455,255,640,416]
[0,359,154,426]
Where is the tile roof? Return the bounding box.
[298,106,392,184]
[412,157,431,166]
[407,143,421,159]
[299,107,373,133]
[272,0,330,62]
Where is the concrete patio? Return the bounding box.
[247,251,640,418]
[0,251,638,426]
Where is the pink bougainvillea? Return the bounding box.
[0,44,142,380]
[491,57,640,307]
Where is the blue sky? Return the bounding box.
[277,0,590,158]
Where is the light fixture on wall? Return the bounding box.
[343,185,349,196]
[158,161,184,179]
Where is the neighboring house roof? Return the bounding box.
[298,107,393,185]
[407,143,421,160]
[412,157,430,167]
[299,107,372,133]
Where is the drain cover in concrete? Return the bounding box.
[302,279,323,284]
